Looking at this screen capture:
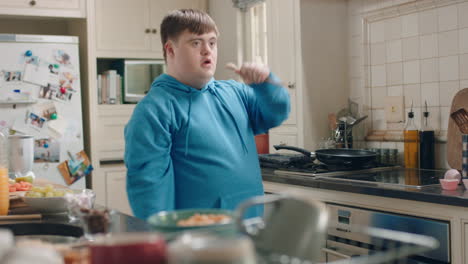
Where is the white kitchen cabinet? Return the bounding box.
[101,164,132,216]
[464,222,468,263]
[96,104,135,162]
[95,0,206,59]
[0,0,85,18]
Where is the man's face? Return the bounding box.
[168,30,218,86]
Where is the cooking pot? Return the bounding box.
[274,145,377,168]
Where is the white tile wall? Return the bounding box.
[439,56,459,81]
[420,58,439,83]
[386,40,402,62]
[419,34,438,59]
[402,36,419,60]
[439,81,460,106]
[386,62,403,85]
[438,5,458,32]
[348,0,468,168]
[438,30,459,57]
[459,2,468,28]
[403,60,420,84]
[461,53,468,79]
[419,9,438,35]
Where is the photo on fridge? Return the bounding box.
[34,138,60,163]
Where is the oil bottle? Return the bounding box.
[404,105,420,185]
[419,101,435,169]
[0,129,9,215]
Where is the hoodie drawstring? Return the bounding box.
[209,88,248,154]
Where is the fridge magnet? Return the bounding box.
[32,102,57,120]
[25,55,39,66]
[23,63,49,87]
[53,87,74,103]
[34,138,60,163]
[59,72,77,91]
[57,150,93,185]
[27,112,46,131]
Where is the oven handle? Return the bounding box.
[321,247,352,259]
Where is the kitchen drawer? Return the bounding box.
[97,105,135,161]
[103,165,132,216]
[269,133,297,153]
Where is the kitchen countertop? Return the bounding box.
[0,207,152,237]
[262,168,468,208]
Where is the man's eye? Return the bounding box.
[209,41,216,47]
[192,41,201,46]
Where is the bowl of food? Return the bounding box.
[22,185,76,214]
[147,209,236,236]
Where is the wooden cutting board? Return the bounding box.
[447,88,468,170]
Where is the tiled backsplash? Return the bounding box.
[348,0,468,168]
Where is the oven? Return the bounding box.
[324,203,450,263]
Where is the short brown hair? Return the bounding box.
[160,9,219,60]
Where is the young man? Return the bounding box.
[124,9,290,219]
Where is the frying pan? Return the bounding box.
[274,145,377,167]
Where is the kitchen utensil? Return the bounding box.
[0,214,42,220]
[8,135,35,181]
[274,145,377,167]
[235,194,328,262]
[349,115,368,127]
[258,153,311,167]
[450,108,468,134]
[447,88,468,170]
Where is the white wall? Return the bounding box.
[300,0,349,150]
[208,1,241,81]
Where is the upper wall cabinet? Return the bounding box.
[0,0,86,18]
[95,0,206,59]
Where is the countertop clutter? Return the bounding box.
[262,167,468,208]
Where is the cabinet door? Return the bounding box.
[95,0,152,53]
[266,0,297,125]
[149,0,207,57]
[0,0,85,17]
[97,105,135,161]
[104,168,132,216]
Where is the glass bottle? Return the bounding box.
[419,101,435,170]
[404,106,420,185]
[404,107,419,168]
[0,129,9,216]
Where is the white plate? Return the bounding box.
[22,196,68,214]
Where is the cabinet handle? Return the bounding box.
[29,0,36,6]
[152,29,157,34]
[145,28,151,33]
[287,82,295,89]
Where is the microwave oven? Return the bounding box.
[122,59,166,103]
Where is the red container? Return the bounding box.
[90,233,167,264]
[255,134,269,154]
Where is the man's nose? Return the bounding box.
[201,43,212,55]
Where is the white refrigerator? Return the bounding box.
[0,34,87,189]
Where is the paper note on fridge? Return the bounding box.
[23,63,60,86]
[48,118,67,138]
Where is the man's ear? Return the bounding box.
[165,41,175,58]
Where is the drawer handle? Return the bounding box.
[152,29,158,34]
[287,82,295,89]
[29,0,36,6]
[145,28,151,34]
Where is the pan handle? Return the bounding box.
[273,145,315,158]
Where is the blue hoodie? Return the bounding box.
[124,73,290,219]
